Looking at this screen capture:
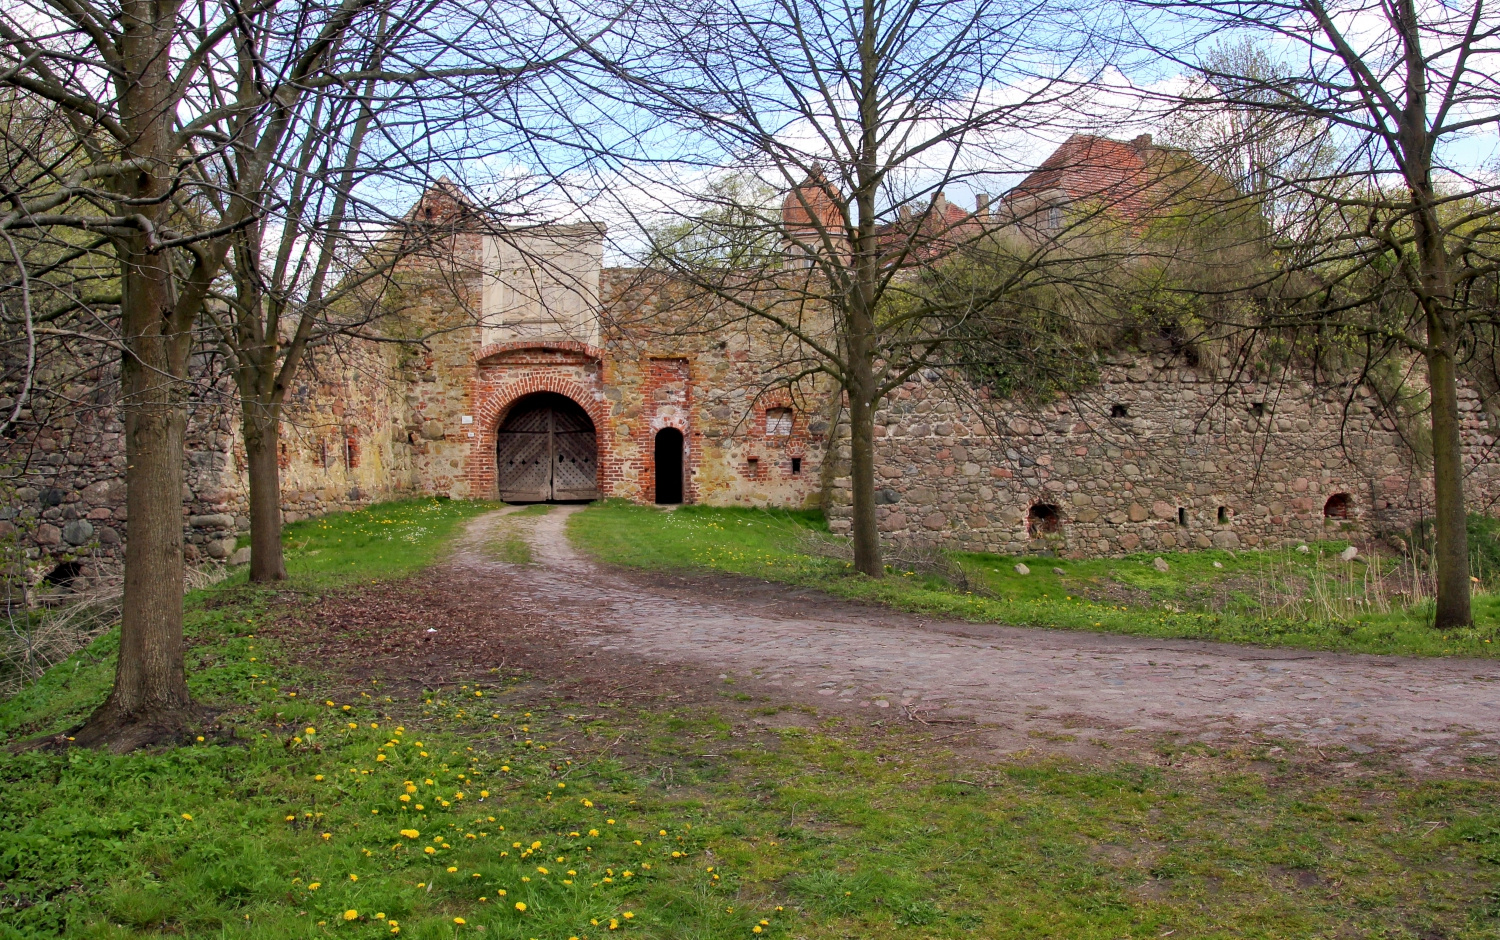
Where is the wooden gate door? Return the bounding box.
[551,405,599,500]
[496,396,598,502]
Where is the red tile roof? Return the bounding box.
[1005,133,1188,223]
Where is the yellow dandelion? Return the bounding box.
[180,813,192,821]
[344,910,358,922]
[515,902,527,912]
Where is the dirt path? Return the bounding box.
[452,507,1500,770]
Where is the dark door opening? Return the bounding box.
[654,428,684,504]
[495,392,599,502]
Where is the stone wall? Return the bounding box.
[595,270,834,509]
[825,355,1500,557]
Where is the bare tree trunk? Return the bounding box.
[73,246,198,750]
[1426,310,1473,628]
[1411,175,1473,629]
[71,0,200,749]
[243,403,287,582]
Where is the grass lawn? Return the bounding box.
[567,500,1500,658]
[2,497,1499,939]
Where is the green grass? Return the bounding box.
[257,497,500,587]
[482,504,555,565]
[567,501,1500,658]
[4,497,1500,939]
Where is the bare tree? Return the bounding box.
[0,0,567,748]
[1136,0,1500,628]
[562,0,1110,575]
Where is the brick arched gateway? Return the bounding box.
[465,372,617,500]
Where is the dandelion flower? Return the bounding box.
[180,813,192,821]
[305,727,316,735]
[453,917,465,925]
[308,882,321,891]
[514,902,527,912]
[447,866,458,873]
[424,847,436,855]
[349,874,358,882]
[344,910,358,921]
[400,829,420,838]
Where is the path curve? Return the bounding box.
[455,507,1500,769]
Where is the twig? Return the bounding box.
[928,727,985,743]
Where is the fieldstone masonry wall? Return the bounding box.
[825,356,1500,556]
[10,216,1499,586]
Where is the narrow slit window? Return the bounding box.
[791,457,802,474]
[1177,507,1188,526]
[1217,506,1229,524]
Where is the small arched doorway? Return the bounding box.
[495,392,598,502]
[654,428,684,504]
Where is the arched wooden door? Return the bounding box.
[495,393,599,502]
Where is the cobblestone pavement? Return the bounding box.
[459,507,1500,769]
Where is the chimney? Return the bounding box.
[1132,133,1153,150]
[975,193,991,216]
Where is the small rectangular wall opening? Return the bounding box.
[746,456,760,479]
[1177,507,1188,526]
[791,457,802,474]
[1217,506,1229,524]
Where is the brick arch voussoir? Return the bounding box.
[474,339,604,365]
[476,375,609,435]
